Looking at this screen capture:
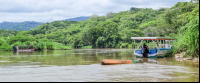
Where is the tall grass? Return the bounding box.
[172,7,199,58]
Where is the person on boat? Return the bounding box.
[12,46,16,50]
[141,44,149,58]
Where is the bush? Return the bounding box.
[82,45,92,48]
[0,45,13,51]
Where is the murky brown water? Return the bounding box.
[0,49,199,82]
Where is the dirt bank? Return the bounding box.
[174,52,199,63]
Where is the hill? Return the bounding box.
[0,21,43,31]
[64,16,90,21]
[0,16,89,31]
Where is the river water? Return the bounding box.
[0,49,199,82]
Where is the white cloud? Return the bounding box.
[0,0,190,23]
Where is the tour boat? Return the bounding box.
[131,37,176,58]
[13,45,35,51]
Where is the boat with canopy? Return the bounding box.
[131,37,176,58]
[13,45,35,51]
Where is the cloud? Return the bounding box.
[0,0,190,23]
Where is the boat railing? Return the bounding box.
[131,37,176,51]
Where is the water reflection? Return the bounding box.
[135,58,158,64]
[13,50,35,56]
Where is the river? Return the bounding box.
[0,49,199,82]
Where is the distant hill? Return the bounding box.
[0,21,44,31]
[0,16,90,31]
[65,16,90,21]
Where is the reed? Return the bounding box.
[172,10,199,58]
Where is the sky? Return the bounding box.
[0,0,190,23]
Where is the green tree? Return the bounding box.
[95,21,119,48]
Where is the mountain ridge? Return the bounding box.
[64,16,90,21]
[0,16,90,31]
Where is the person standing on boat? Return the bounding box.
[142,44,149,58]
[12,46,16,50]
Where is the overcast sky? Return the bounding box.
[0,0,190,23]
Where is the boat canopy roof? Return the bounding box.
[131,37,176,40]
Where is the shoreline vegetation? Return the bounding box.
[0,1,199,59]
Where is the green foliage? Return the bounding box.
[0,29,19,37]
[173,5,199,58]
[0,45,12,51]
[95,21,119,48]
[81,45,92,48]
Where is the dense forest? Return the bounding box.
[0,1,199,58]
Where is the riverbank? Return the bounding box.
[174,52,199,63]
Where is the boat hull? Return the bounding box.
[135,55,157,58]
[16,49,35,51]
[134,49,172,58]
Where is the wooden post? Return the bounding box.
[169,40,171,49]
[160,40,161,48]
[134,39,136,50]
[163,39,164,49]
[153,39,154,49]
[157,39,159,48]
